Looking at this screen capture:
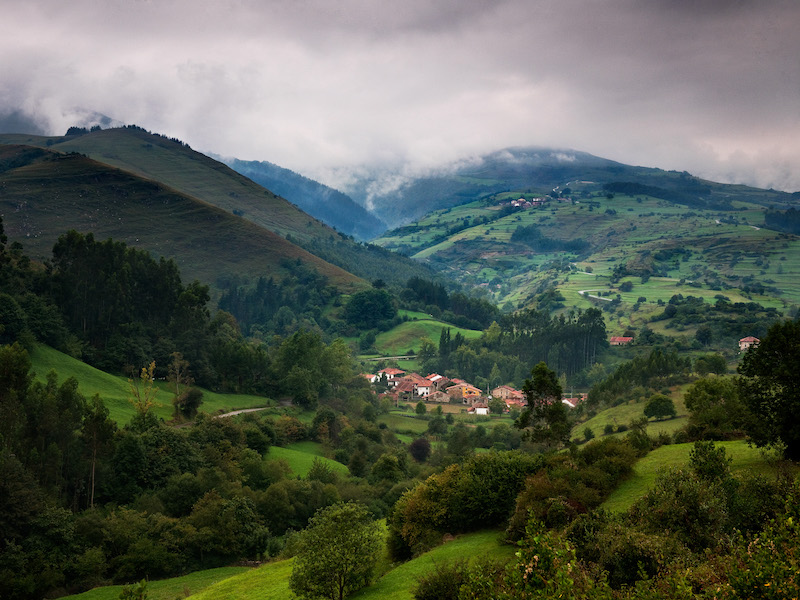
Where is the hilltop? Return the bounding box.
[0,143,362,292]
[0,127,434,287]
[374,167,800,337]
[342,146,796,228]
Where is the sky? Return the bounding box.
[1,0,799,192]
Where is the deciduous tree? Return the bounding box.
[289,502,382,600]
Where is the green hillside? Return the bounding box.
[29,344,271,424]
[0,128,435,287]
[376,189,800,334]
[0,143,363,293]
[601,440,778,513]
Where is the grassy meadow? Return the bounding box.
[29,344,272,425]
[601,440,782,513]
[268,442,350,478]
[62,567,251,600]
[375,191,800,328]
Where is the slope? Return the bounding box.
[0,143,363,292]
[0,128,433,286]
[222,156,386,240]
[375,185,800,337]
[343,146,795,228]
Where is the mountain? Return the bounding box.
[0,127,436,287]
[220,156,386,240]
[341,147,796,228]
[372,149,800,336]
[0,143,363,293]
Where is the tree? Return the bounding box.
[289,502,383,600]
[488,397,505,415]
[409,437,431,462]
[643,394,676,421]
[737,319,800,460]
[128,361,159,416]
[516,362,570,447]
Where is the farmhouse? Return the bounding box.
[398,373,432,397]
[739,336,760,352]
[378,367,406,387]
[468,402,490,416]
[428,390,450,403]
[609,336,634,346]
[491,384,524,402]
[447,383,483,403]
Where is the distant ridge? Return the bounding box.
[221,156,386,240]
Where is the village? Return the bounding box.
[362,367,586,415]
[362,334,760,417]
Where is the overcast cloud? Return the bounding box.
[1,0,798,191]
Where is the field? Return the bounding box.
[59,529,513,600]
[573,389,690,441]
[372,315,482,357]
[62,567,250,600]
[29,344,272,425]
[268,442,350,477]
[375,191,800,332]
[601,440,780,513]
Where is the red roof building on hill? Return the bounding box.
[739,336,760,352]
[609,336,634,346]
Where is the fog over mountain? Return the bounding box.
[1,1,798,192]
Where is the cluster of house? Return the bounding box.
[507,197,549,209]
[363,368,585,415]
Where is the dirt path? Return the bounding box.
[578,289,613,301]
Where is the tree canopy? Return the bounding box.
[289,502,383,600]
[737,319,800,460]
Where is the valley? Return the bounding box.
[1,128,799,600]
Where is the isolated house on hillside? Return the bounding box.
[739,336,760,352]
[609,336,634,346]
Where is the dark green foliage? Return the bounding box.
[413,560,468,600]
[511,223,591,254]
[516,362,570,447]
[737,319,800,460]
[343,288,396,329]
[684,376,747,440]
[650,294,779,346]
[289,502,383,600]
[218,270,337,338]
[588,347,691,407]
[388,451,544,557]
[643,394,676,420]
[694,352,727,376]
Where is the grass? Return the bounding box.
[188,560,294,600]
[188,529,513,600]
[373,319,482,357]
[574,390,689,441]
[268,442,350,478]
[601,440,778,513]
[0,144,363,296]
[29,344,272,425]
[61,566,250,600]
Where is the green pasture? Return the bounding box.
[189,559,294,600]
[29,344,272,425]
[574,391,689,441]
[267,442,349,478]
[61,566,250,600]
[601,440,779,514]
[373,319,482,357]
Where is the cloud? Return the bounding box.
[1,0,798,191]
